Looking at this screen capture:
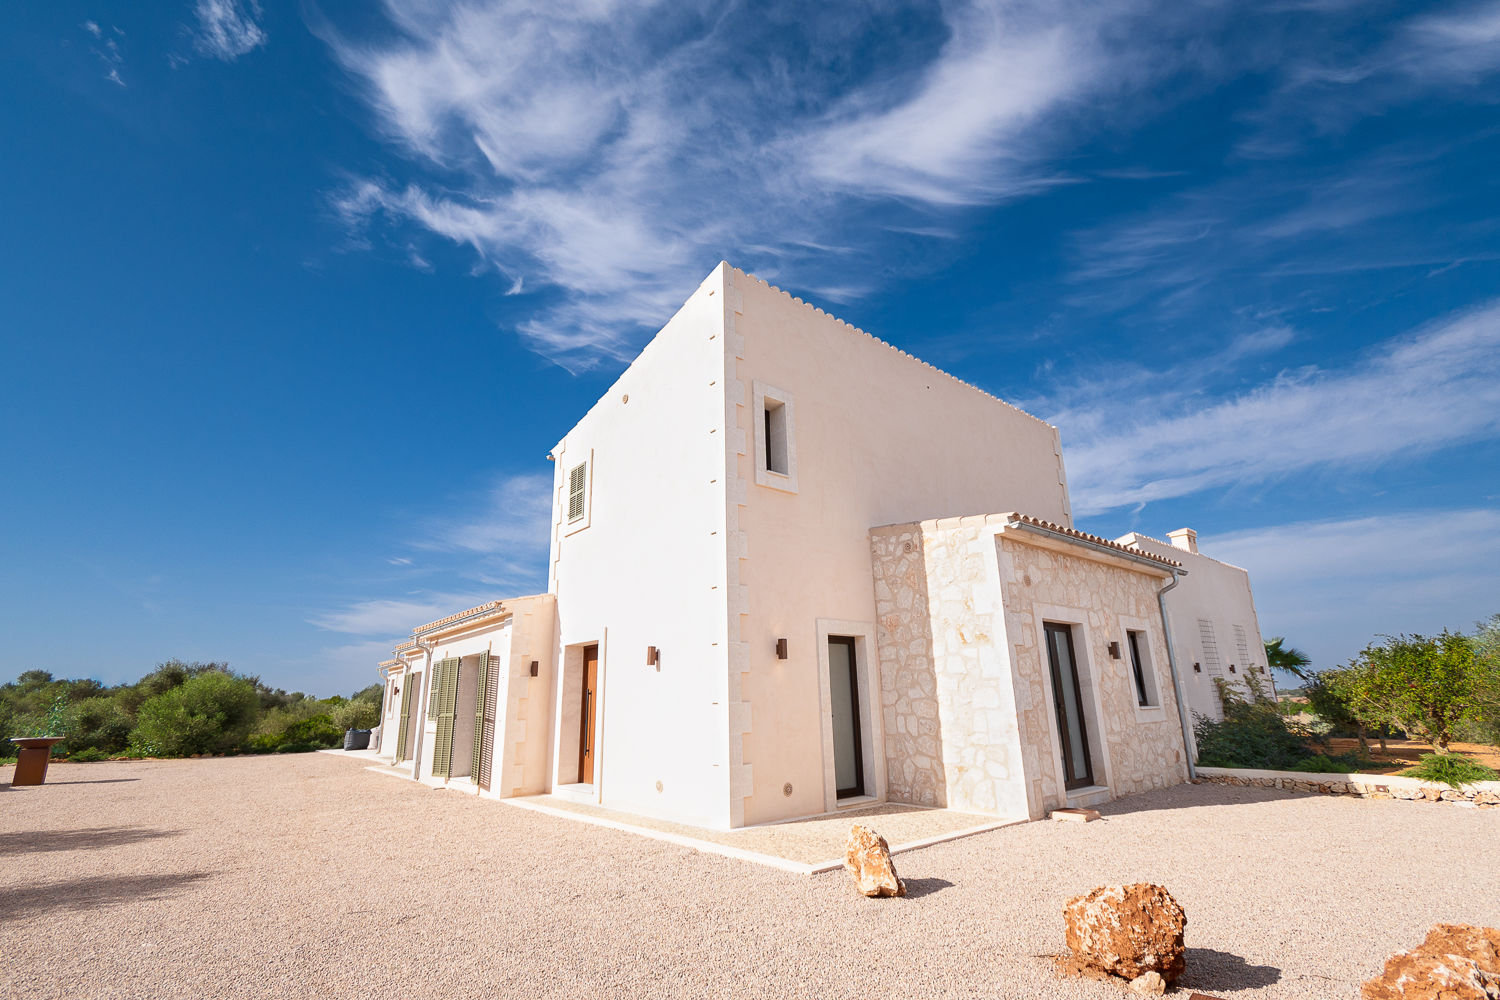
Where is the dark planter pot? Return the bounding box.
[343,729,371,751]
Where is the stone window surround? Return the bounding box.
[1029,602,1114,803]
[1115,613,1167,722]
[813,618,884,814]
[751,381,798,494]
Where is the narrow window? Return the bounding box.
[567,462,588,523]
[1127,630,1156,707]
[763,399,788,475]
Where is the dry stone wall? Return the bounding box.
[1198,768,1500,807]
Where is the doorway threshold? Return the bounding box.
[552,782,596,805]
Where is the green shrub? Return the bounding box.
[281,714,342,748]
[1399,753,1498,788]
[128,671,259,757]
[329,699,379,733]
[58,696,133,756]
[69,747,110,762]
[1194,696,1312,770]
[1286,753,1372,773]
[275,742,318,754]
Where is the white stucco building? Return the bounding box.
[372,263,1268,828]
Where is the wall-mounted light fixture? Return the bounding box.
[1108,641,1121,659]
[529,660,539,677]
[1193,662,1202,673]
[647,645,659,669]
[1229,664,1237,674]
[775,638,788,660]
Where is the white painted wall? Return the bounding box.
[726,267,1074,826]
[546,267,732,827]
[1117,531,1269,731]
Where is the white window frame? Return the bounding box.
[752,381,798,494]
[814,618,883,813]
[562,450,593,536]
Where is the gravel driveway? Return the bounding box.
[2,754,1496,999]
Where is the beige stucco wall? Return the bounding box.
[871,516,1190,821]
[1118,532,1269,728]
[726,267,1073,826]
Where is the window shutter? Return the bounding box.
[471,652,488,781]
[394,681,412,762]
[567,462,587,522]
[432,657,461,779]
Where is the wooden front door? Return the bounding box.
[578,644,599,784]
[1044,623,1095,790]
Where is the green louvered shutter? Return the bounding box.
[471,651,489,782]
[394,681,412,762]
[432,657,460,779]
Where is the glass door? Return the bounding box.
[1044,623,1095,790]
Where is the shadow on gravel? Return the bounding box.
[0,872,212,922]
[0,826,182,857]
[903,877,955,899]
[43,778,141,786]
[1179,948,1282,992]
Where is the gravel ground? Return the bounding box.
[2,754,1496,1000]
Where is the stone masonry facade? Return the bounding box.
[871,515,1191,820]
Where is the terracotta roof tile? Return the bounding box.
[1002,512,1184,569]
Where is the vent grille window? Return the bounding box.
[1198,618,1223,678]
[1233,624,1250,672]
[567,462,588,523]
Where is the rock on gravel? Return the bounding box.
[1362,923,1500,1000]
[844,824,905,897]
[1064,883,1187,983]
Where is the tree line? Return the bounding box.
[1286,614,1499,754]
[0,660,383,761]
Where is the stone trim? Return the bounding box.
[1197,766,1500,807]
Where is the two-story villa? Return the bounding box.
[372,263,1269,829]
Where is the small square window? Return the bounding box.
[752,381,797,493]
[763,399,789,475]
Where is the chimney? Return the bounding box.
[1167,527,1198,555]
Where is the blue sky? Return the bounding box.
[2,0,1498,695]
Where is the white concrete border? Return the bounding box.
[498,795,1023,876]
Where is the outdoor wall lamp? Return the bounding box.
[776,638,788,660]
[647,645,659,669]
[1229,664,1237,674]
[529,660,539,677]
[1107,641,1121,659]
[1193,662,1201,673]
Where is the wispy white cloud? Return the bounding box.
[320,0,1189,368]
[1204,508,1500,670]
[1054,298,1500,514]
[82,21,126,86]
[307,594,498,637]
[191,0,266,61]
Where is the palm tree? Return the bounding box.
[1264,637,1312,680]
